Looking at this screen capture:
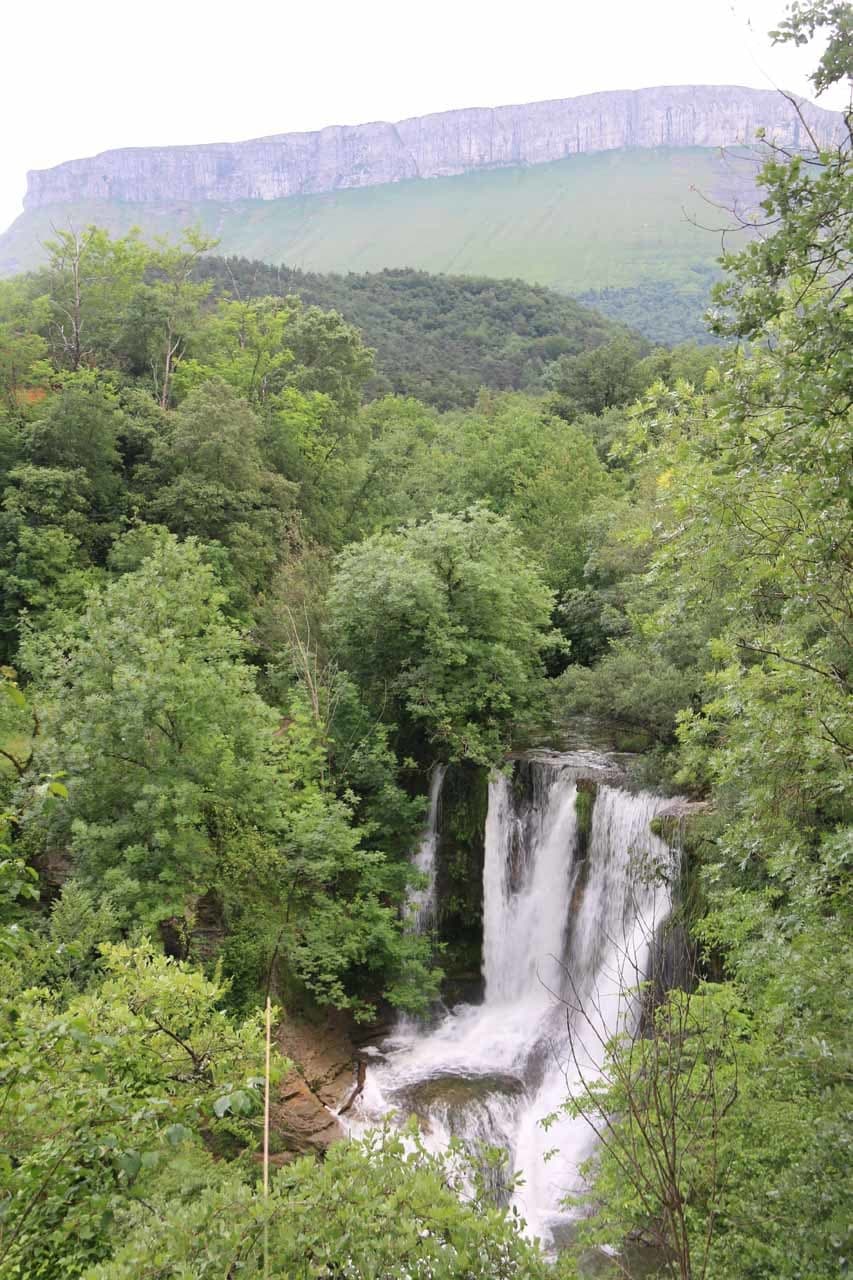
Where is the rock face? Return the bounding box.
[269,1011,360,1157]
[24,86,842,209]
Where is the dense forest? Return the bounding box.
[0,4,850,1277]
[194,260,630,408]
[577,265,722,346]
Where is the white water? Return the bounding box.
[407,763,447,934]
[351,753,675,1248]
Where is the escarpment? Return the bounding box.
[22,85,842,208]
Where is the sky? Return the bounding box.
[0,0,846,234]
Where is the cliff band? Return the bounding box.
[23,85,843,208]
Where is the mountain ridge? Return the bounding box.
[22,85,843,210]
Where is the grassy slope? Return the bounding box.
[0,147,756,293]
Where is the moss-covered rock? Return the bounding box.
[434,762,490,994]
[575,779,597,859]
[648,801,723,982]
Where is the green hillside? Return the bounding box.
[196,260,630,408]
[0,147,757,342]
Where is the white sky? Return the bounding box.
[1,0,847,234]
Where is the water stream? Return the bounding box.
[406,762,447,934]
[351,752,675,1249]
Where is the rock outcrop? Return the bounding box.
[23,86,842,209]
[269,1011,360,1157]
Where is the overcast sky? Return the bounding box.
[1,0,846,234]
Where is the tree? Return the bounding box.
[327,506,555,763]
[118,228,216,407]
[143,379,296,596]
[172,294,300,405]
[0,464,101,660]
[548,335,648,417]
[23,378,126,554]
[21,535,286,928]
[549,918,742,1280]
[351,393,611,593]
[21,535,435,1016]
[89,1125,550,1280]
[555,9,853,1276]
[282,302,374,420]
[0,941,270,1279]
[36,226,148,371]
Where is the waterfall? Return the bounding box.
[350,752,676,1249]
[407,763,446,933]
[482,764,580,1005]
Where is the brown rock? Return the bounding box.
[276,1010,357,1109]
[271,1068,343,1155]
[268,1010,360,1157]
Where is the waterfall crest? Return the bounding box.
[351,752,676,1248]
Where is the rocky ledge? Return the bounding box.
[24,86,843,209]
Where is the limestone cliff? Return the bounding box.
[23,85,842,208]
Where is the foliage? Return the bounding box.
[34,226,149,372]
[553,643,700,745]
[578,269,723,346]
[0,941,270,1279]
[554,979,744,1280]
[351,392,612,595]
[21,536,286,926]
[547,335,649,416]
[19,535,434,1017]
[552,9,853,1275]
[0,18,848,1271]
[327,507,555,763]
[1,145,755,347]
[142,378,297,595]
[89,1124,549,1280]
[196,259,627,408]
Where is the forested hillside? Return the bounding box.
[0,4,849,1277]
[195,259,629,407]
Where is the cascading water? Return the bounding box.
[350,752,676,1249]
[407,763,447,934]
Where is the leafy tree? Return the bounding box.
[351,393,611,593]
[0,941,270,1279]
[90,1125,549,1280]
[0,464,101,659]
[21,536,435,1015]
[327,506,555,763]
[554,973,744,1280]
[554,642,700,745]
[23,378,127,552]
[548,334,648,416]
[218,687,438,1019]
[283,302,374,420]
[34,226,149,371]
[143,379,296,596]
[118,228,216,406]
[0,321,50,416]
[21,535,287,928]
[172,294,300,405]
[558,9,853,1275]
[196,258,625,409]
